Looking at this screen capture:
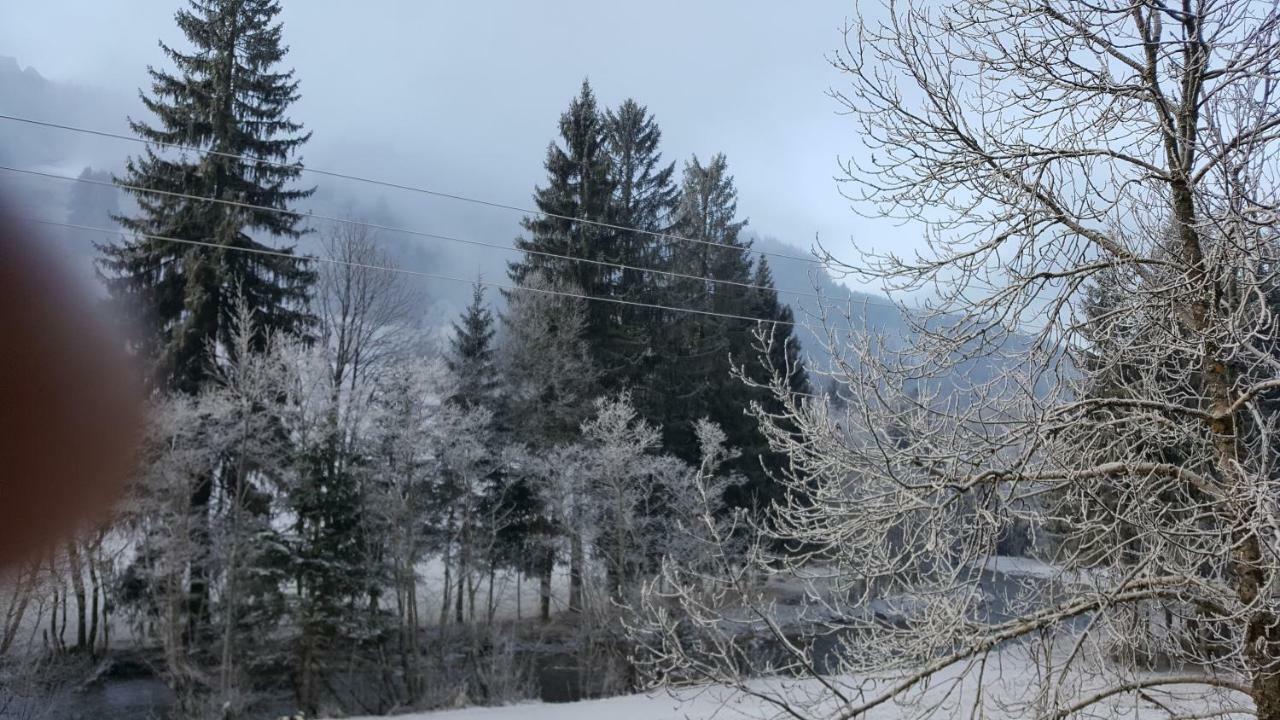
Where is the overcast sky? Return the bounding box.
[1,1,910,292]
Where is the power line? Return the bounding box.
[0,112,824,266]
[17,217,801,327]
[1,164,828,302]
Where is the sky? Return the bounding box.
[0,0,910,296]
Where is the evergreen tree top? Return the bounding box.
[101,0,315,394]
[448,283,499,410]
[677,153,749,250]
[510,78,614,290]
[449,284,497,369]
[607,99,677,234]
[124,0,313,240]
[752,257,775,293]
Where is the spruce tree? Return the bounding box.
[444,283,508,626]
[658,154,754,461]
[446,284,499,410]
[606,100,677,256]
[654,154,811,510]
[728,256,812,510]
[99,0,313,647]
[509,80,620,381]
[101,0,315,395]
[603,99,679,402]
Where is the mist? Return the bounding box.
[0,2,917,314]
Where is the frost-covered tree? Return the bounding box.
[576,393,681,603]
[435,403,500,625]
[205,306,293,704]
[364,359,452,703]
[317,223,417,394]
[116,394,218,692]
[275,335,374,714]
[284,228,418,712]
[117,302,292,712]
[635,2,1280,719]
[500,273,599,620]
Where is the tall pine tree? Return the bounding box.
[509,80,621,382]
[100,0,314,646]
[446,284,499,410]
[101,0,315,395]
[659,154,810,510]
[604,98,679,403]
[658,154,753,461]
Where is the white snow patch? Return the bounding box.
[976,555,1062,579]
[973,555,1103,586]
[336,645,1253,720]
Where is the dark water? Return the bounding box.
[3,678,173,720]
[2,652,608,718]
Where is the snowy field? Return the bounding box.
[339,644,1253,720]
[339,680,1250,720]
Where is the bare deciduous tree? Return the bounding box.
[634,2,1280,718]
[317,222,420,393]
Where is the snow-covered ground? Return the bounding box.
[335,632,1254,717]
[345,689,745,720]
[339,644,1252,720]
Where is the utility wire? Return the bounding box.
[2,164,829,302]
[0,113,823,265]
[17,217,802,326]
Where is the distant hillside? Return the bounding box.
[746,232,904,372]
[750,232,1026,393]
[0,56,133,170]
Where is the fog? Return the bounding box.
[0,1,914,317]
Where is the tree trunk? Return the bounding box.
[455,555,466,625]
[612,489,626,602]
[440,538,453,627]
[87,546,101,657]
[407,564,421,701]
[468,573,478,624]
[568,533,584,615]
[220,458,249,697]
[486,561,496,625]
[298,635,317,716]
[66,541,87,650]
[187,471,213,646]
[1,562,35,656]
[539,554,553,623]
[99,552,111,656]
[57,580,68,651]
[457,503,472,624]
